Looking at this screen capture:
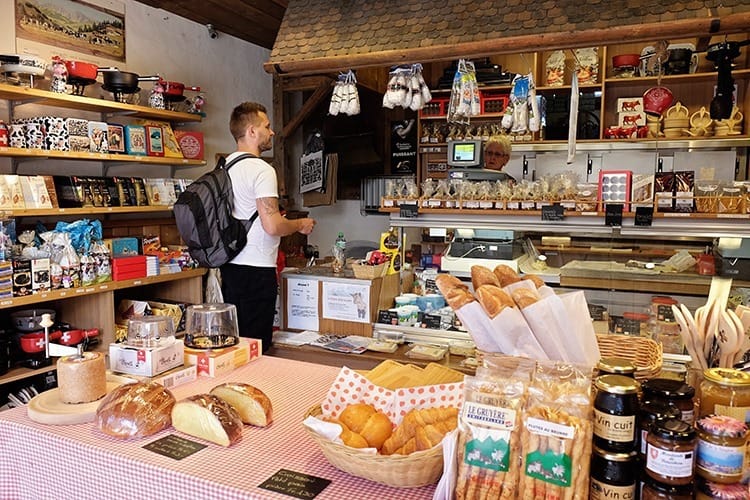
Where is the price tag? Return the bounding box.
[541,204,565,221]
[634,206,653,226]
[604,204,623,227]
[399,203,418,218]
[259,469,331,499]
[419,312,442,329]
[377,309,399,325]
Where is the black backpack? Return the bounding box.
[174,153,258,268]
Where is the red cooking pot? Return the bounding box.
[19,330,62,354]
[612,54,641,69]
[64,60,98,81]
[58,328,100,346]
[160,79,201,98]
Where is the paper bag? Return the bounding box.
[487,307,548,359]
[453,301,502,352]
[518,294,572,361]
[559,291,600,366]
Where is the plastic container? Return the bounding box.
[183,303,240,349]
[126,315,175,348]
[332,232,346,274]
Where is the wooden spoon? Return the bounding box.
[717,309,739,368]
[672,305,706,370]
[679,303,706,370]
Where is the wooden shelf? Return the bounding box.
[0,83,202,122]
[1,363,57,386]
[5,205,174,217]
[0,268,206,310]
[604,68,750,86]
[0,146,205,166]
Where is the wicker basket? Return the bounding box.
[351,262,388,279]
[597,333,663,380]
[304,405,444,488]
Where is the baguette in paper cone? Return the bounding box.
[511,288,541,309]
[493,264,521,287]
[522,274,545,288]
[471,265,500,290]
[436,274,474,310]
[476,285,515,318]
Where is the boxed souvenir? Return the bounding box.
[12,258,32,296]
[674,170,695,213]
[631,174,655,208]
[111,237,140,257]
[2,175,25,209]
[42,116,69,151]
[41,176,59,208]
[66,118,89,153]
[88,121,109,153]
[20,175,53,209]
[108,339,185,377]
[8,123,25,148]
[130,177,148,206]
[53,176,86,207]
[124,125,147,155]
[144,178,177,205]
[31,257,50,292]
[183,338,261,378]
[616,97,644,113]
[174,130,204,159]
[654,172,676,212]
[138,120,183,158]
[22,119,45,150]
[107,124,125,153]
[145,125,164,157]
[111,176,136,206]
[127,363,197,388]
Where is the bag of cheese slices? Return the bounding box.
[454,357,534,500]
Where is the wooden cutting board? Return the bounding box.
[27,381,121,425]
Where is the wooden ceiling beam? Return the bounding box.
[280,81,331,139]
[264,12,750,75]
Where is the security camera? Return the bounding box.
[207,24,218,39]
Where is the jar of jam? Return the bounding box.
[640,476,694,500]
[695,414,748,484]
[645,418,697,486]
[642,378,696,424]
[637,400,682,460]
[695,476,749,500]
[699,368,750,425]
[589,446,637,500]
[597,357,636,378]
[594,374,640,452]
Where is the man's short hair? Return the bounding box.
[230,102,267,140]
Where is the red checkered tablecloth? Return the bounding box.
[0,356,437,500]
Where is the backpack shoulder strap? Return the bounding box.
[221,153,257,171]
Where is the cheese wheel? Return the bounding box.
[96,381,175,439]
[210,383,273,427]
[172,394,243,446]
[58,351,106,404]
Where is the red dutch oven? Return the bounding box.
[160,79,201,98]
[19,330,62,354]
[64,60,98,81]
[612,54,640,69]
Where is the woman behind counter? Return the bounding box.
[484,134,516,183]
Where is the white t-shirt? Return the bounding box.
[225,152,279,267]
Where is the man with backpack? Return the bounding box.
[221,101,316,352]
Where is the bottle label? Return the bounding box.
[590,478,635,500]
[594,409,636,443]
[646,443,694,478]
[696,439,745,477]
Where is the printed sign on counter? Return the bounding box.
[322,281,370,324]
[286,277,320,331]
[259,469,331,499]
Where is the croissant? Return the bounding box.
[381,406,458,455]
[338,403,393,450]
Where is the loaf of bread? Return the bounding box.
[471,265,500,290]
[210,383,273,427]
[381,406,458,455]
[523,274,545,288]
[436,274,474,310]
[96,382,175,439]
[493,264,522,287]
[338,403,393,450]
[172,394,243,446]
[475,285,515,318]
[512,287,541,309]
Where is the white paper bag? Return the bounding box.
[518,294,572,361]
[453,301,500,352]
[487,307,548,359]
[559,291,600,366]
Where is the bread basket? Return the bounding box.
[596,333,662,381]
[304,405,444,487]
[351,262,388,280]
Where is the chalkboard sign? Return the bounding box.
[143,434,206,460]
[604,204,623,227]
[541,204,565,221]
[377,309,399,325]
[259,469,331,499]
[635,206,654,226]
[419,312,442,329]
[399,203,419,218]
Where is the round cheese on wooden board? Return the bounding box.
[27,381,121,425]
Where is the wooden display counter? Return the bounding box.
[280,266,400,337]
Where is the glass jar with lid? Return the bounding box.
[695,476,749,500]
[589,445,637,500]
[642,378,696,424]
[640,476,694,500]
[695,414,748,484]
[637,400,682,460]
[594,374,640,452]
[699,368,750,425]
[596,357,636,378]
[645,418,697,486]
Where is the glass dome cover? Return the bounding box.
[183,303,239,349]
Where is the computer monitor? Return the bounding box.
[447,139,483,168]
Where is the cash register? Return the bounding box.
[441,228,524,274]
[446,139,513,182]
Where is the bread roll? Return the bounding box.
[475,285,515,318]
[471,265,500,290]
[339,403,393,450]
[493,264,521,287]
[523,274,545,288]
[381,406,458,455]
[338,421,369,448]
[210,383,273,427]
[96,382,175,439]
[512,287,541,309]
[172,394,243,446]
